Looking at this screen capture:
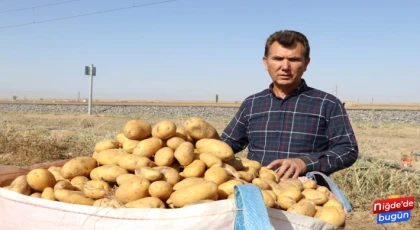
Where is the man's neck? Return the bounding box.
[271,81,302,99]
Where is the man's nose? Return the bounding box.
[280,60,290,70]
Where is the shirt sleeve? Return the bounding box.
[299,100,359,175]
[221,101,249,153]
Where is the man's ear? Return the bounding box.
[304,57,311,71]
[262,56,268,71]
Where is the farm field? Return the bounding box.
[1,104,419,229]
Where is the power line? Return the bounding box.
[0,0,82,14]
[0,0,179,29]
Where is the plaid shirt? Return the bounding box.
[221,79,358,175]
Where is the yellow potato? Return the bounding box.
[183,117,220,140]
[125,197,166,208]
[302,189,329,205]
[167,181,218,208]
[27,168,57,192]
[314,206,346,227]
[94,139,119,152]
[217,179,242,199]
[118,154,151,172]
[41,187,56,201]
[70,176,90,191]
[279,179,303,191]
[225,157,244,171]
[323,198,344,211]
[174,127,194,142]
[148,181,173,201]
[174,142,194,166]
[54,180,76,191]
[90,165,128,183]
[83,180,111,199]
[116,133,130,147]
[9,175,32,195]
[93,149,126,166]
[298,198,317,206]
[179,160,206,178]
[288,202,317,217]
[114,177,151,204]
[277,196,296,210]
[30,192,42,198]
[122,139,140,153]
[261,190,276,208]
[303,179,318,189]
[278,187,303,202]
[116,174,139,186]
[153,166,181,186]
[264,190,277,201]
[132,137,163,158]
[204,167,229,186]
[173,177,206,191]
[135,166,163,182]
[237,171,255,183]
[47,167,68,182]
[240,158,262,171]
[261,178,282,190]
[252,178,270,190]
[152,120,177,140]
[316,186,331,197]
[123,120,152,140]
[199,153,223,168]
[154,147,175,166]
[259,168,280,183]
[165,137,185,151]
[61,156,98,180]
[195,139,234,162]
[54,189,94,206]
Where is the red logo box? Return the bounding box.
[373,196,415,214]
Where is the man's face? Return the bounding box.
[263,41,310,90]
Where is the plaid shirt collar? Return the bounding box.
[268,78,309,99]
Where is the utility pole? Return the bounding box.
[85,64,96,115]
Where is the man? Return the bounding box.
[221,30,358,179]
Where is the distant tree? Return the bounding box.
[40,98,43,101]
[216,94,219,103]
[12,96,17,101]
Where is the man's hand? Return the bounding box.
[266,158,307,180]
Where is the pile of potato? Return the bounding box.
[2,117,346,227]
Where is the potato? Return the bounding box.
[30,192,42,198]
[118,154,151,172]
[70,176,90,191]
[264,190,277,201]
[27,168,56,192]
[41,187,56,201]
[179,160,206,178]
[125,197,166,208]
[223,163,239,177]
[323,198,344,211]
[149,181,173,201]
[298,198,317,207]
[241,158,261,171]
[153,166,181,186]
[54,180,76,191]
[93,198,125,208]
[165,137,185,151]
[204,167,229,186]
[174,142,195,166]
[303,179,318,190]
[314,206,346,227]
[316,186,331,196]
[173,177,206,191]
[54,189,94,206]
[93,149,126,166]
[217,179,242,199]
[195,139,234,162]
[252,178,270,190]
[261,190,276,208]
[277,196,296,210]
[261,178,282,190]
[237,171,255,183]
[135,166,163,182]
[225,157,244,171]
[122,139,140,153]
[9,175,32,195]
[94,139,119,152]
[90,165,128,183]
[184,199,216,206]
[288,202,317,217]
[199,153,223,168]
[167,181,218,208]
[242,166,258,178]
[154,147,175,166]
[114,177,151,204]
[280,179,303,191]
[123,120,152,140]
[116,133,130,147]
[302,189,328,205]
[116,174,139,186]
[132,137,163,158]
[174,127,194,142]
[83,180,111,199]
[183,117,220,140]
[61,156,98,180]
[47,167,68,182]
[152,120,177,140]
[278,187,302,202]
[259,168,280,183]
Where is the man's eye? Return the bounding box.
[289,58,301,62]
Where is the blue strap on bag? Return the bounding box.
[233,184,272,230]
[306,171,352,213]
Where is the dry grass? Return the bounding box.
[1,112,420,214]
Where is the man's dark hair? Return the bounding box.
[264,30,310,59]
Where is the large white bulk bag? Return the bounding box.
[0,163,349,230]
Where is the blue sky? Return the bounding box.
[1,0,419,103]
